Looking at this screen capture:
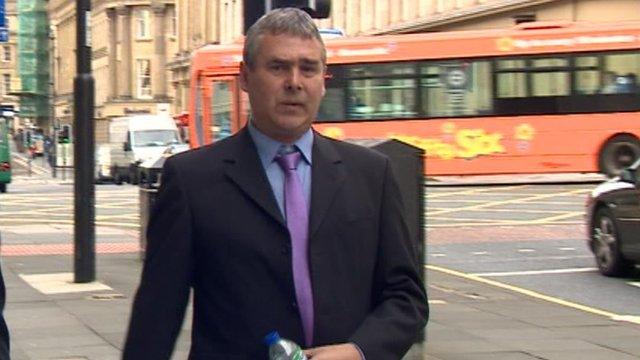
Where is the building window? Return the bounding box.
[171,9,177,37]
[3,74,10,95]
[2,46,10,62]
[136,59,152,99]
[135,8,151,39]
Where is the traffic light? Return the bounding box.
[244,0,331,33]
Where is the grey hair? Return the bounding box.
[243,7,326,68]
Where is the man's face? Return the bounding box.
[240,34,326,143]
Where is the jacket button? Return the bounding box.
[281,246,289,255]
[291,301,298,309]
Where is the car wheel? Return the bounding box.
[591,207,634,277]
[599,134,640,177]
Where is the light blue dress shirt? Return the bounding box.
[248,123,367,359]
[247,122,313,217]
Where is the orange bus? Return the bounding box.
[187,21,640,176]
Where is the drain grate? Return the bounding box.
[89,293,125,300]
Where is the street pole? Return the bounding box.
[50,26,57,179]
[74,0,95,283]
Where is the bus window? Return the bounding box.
[604,52,640,94]
[575,56,599,95]
[317,86,345,121]
[421,60,492,117]
[496,59,527,98]
[211,80,233,141]
[193,78,205,147]
[531,57,570,97]
[317,66,346,121]
[345,63,417,120]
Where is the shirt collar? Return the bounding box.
[248,121,313,168]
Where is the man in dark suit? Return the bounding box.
[0,235,11,359]
[123,7,427,360]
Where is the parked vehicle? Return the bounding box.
[0,118,10,193]
[95,115,188,184]
[586,160,640,276]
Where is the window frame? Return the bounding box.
[135,59,152,99]
[2,45,10,63]
[134,8,151,40]
[343,62,420,121]
[2,74,10,95]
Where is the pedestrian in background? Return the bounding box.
[43,134,54,168]
[13,129,23,153]
[123,7,427,359]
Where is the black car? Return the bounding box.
[587,160,640,277]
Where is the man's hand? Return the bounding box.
[304,343,363,360]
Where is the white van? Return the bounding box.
[96,115,189,184]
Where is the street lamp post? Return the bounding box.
[73,0,95,283]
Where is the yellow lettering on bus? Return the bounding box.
[391,128,504,160]
[455,129,504,159]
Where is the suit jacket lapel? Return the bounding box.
[223,128,285,227]
[309,133,345,240]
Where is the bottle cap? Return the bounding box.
[264,331,281,346]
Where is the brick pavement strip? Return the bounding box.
[1,243,140,257]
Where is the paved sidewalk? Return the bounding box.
[1,225,640,359]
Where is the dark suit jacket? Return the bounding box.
[0,258,10,360]
[123,128,428,360]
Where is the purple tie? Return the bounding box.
[276,150,314,347]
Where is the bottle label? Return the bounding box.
[293,350,307,360]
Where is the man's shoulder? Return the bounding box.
[166,134,242,170]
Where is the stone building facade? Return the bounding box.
[1,0,20,129]
[49,0,177,143]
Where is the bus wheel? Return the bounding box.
[0,183,5,193]
[599,135,640,177]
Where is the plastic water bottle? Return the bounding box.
[264,331,308,360]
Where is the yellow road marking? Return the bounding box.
[428,199,584,206]
[428,190,590,198]
[528,211,584,224]
[429,188,586,216]
[426,185,528,199]
[426,218,581,227]
[426,264,640,324]
[427,207,578,215]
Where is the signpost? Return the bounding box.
[74,0,96,283]
[0,0,7,43]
